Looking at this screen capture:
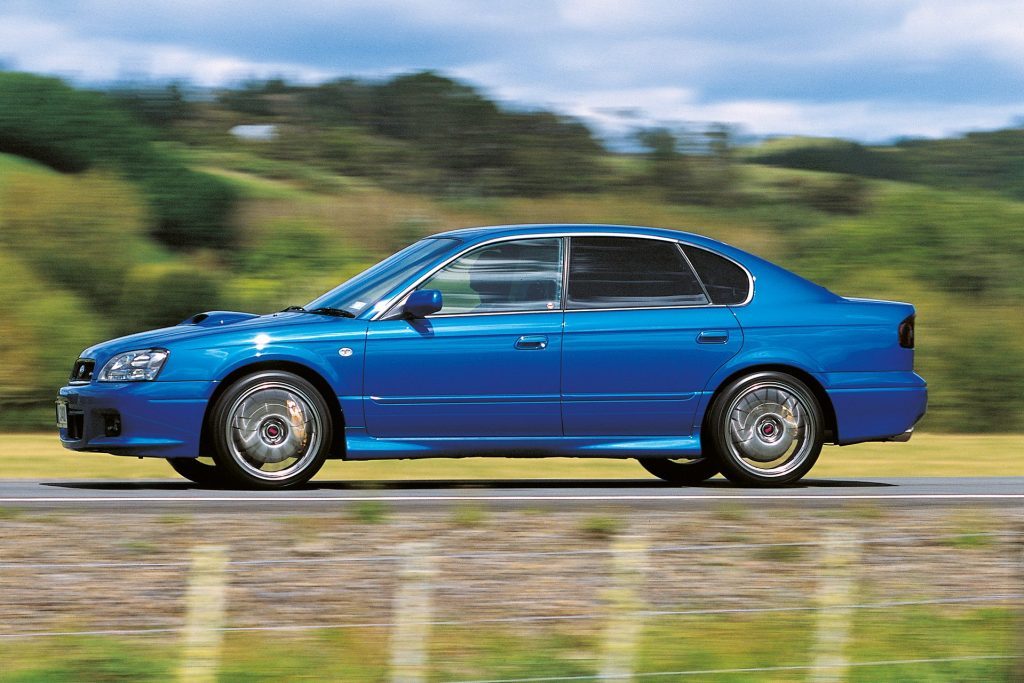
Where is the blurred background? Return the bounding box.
[0,1,1022,433]
[0,2,1019,432]
[0,3,1023,680]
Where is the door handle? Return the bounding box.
[697,330,729,344]
[515,335,549,350]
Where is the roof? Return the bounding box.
[431,223,720,246]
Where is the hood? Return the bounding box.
[79,310,340,360]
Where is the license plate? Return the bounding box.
[56,400,68,429]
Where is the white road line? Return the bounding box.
[0,493,1022,503]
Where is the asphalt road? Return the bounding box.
[0,477,1021,511]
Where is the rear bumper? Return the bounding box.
[57,381,214,458]
[824,372,927,445]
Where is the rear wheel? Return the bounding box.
[210,371,332,489]
[708,371,823,486]
[167,457,224,487]
[638,457,719,485]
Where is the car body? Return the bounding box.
[57,224,927,488]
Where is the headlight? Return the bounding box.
[98,349,169,382]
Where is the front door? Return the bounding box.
[561,236,742,436]
[364,237,565,438]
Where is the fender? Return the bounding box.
[692,346,828,435]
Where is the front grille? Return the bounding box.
[70,359,95,383]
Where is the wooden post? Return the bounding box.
[600,534,648,681]
[1013,527,1024,682]
[390,542,437,683]
[809,529,861,683]
[178,545,229,683]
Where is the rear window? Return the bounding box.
[683,246,750,305]
[568,237,708,309]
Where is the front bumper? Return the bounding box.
[57,381,214,458]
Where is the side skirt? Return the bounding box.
[342,428,703,460]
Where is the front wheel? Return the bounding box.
[707,372,823,486]
[637,457,719,485]
[209,371,332,489]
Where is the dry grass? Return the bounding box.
[1,432,1020,481]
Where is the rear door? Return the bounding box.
[561,236,742,436]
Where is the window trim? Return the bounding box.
[379,236,567,320]
[374,232,754,320]
[564,235,710,311]
[679,242,753,307]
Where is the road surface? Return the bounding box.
[0,477,1021,511]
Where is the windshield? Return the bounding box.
[305,238,459,315]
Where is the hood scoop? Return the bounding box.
[181,311,260,327]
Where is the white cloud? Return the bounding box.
[1,1,1023,140]
[0,14,330,85]
[894,0,1024,64]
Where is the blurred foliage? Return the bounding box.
[754,128,1024,201]
[0,70,1022,433]
[634,125,740,205]
[119,260,222,333]
[0,72,236,250]
[0,171,149,309]
[212,71,604,196]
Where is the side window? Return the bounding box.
[419,238,563,315]
[683,246,751,305]
[567,237,708,309]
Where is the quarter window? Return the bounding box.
[419,238,563,315]
[567,237,708,309]
[683,246,750,305]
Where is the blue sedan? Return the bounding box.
[57,225,927,488]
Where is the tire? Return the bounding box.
[707,371,823,486]
[167,457,225,488]
[209,370,332,489]
[638,457,719,485]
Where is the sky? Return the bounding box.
[2,0,1024,142]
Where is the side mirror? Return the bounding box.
[404,289,443,318]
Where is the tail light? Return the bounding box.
[898,315,915,349]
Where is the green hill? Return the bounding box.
[1,72,1022,433]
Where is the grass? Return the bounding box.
[2,433,1021,481]
[350,500,390,524]
[578,514,623,539]
[0,608,1015,681]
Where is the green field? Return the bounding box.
[2,609,1016,682]
[4,432,1020,480]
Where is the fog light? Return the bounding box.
[104,413,122,437]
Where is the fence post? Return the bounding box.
[808,529,861,683]
[390,541,437,683]
[600,534,648,681]
[1014,527,1024,682]
[178,545,229,683]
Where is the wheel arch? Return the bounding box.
[701,364,838,444]
[200,360,346,458]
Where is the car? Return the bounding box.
[57,224,927,489]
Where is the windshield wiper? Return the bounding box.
[307,307,356,318]
[279,305,356,318]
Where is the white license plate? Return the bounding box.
[56,400,68,429]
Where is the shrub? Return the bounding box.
[0,171,149,310]
[119,261,222,333]
[0,72,237,251]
